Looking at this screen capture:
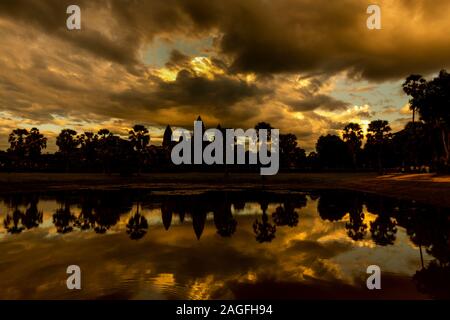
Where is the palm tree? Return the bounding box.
[97,129,114,173]
[8,129,29,168]
[8,129,28,156]
[56,129,79,170]
[366,120,392,174]
[26,127,47,162]
[98,129,112,140]
[129,124,150,174]
[343,123,363,168]
[402,74,426,124]
[78,131,98,170]
[255,122,273,141]
[279,133,299,168]
[403,70,450,168]
[7,128,47,169]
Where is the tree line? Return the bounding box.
[1,71,449,174]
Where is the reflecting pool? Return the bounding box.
[0,189,449,299]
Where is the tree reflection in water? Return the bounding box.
[365,196,398,246]
[414,261,450,299]
[1,189,450,299]
[316,191,369,241]
[370,215,397,246]
[126,202,148,240]
[3,208,25,234]
[213,195,237,238]
[253,198,276,243]
[93,193,132,234]
[22,196,43,230]
[411,207,450,298]
[272,195,306,228]
[317,191,352,222]
[53,203,76,234]
[345,198,367,241]
[3,194,43,234]
[409,207,450,299]
[161,200,174,231]
[75,194,96,231]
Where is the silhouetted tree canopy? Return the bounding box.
[343,123,363,168]
[1,89,450,174]
[316,134,351,168]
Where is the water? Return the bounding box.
[0,189,449,299]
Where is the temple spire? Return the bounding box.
[162,125,172,148]
[196,116,205,132]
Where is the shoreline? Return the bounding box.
[1,172,450,208]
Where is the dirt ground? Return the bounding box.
[1,172,449,208]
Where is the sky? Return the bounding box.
[1,0,450,152]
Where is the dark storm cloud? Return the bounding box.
[155,70,268,108]
[1,0,450,150]
[156,0,450,80]
[203,0,450,80]
[0,0,141,69]
[283,75,351,112]
[111,69,271,119]
[165,50,191,69]
[0,0,71,30]
[286,240,351,258]
[2,0,450,80]
[64,30,141,69]
[287,94,350,112]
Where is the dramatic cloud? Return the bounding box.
[287,95,350,113]
[3,0,450,78]
[1,0,449,150]
[111,70,269,113]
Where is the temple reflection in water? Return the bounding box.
[0,189,449,299]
